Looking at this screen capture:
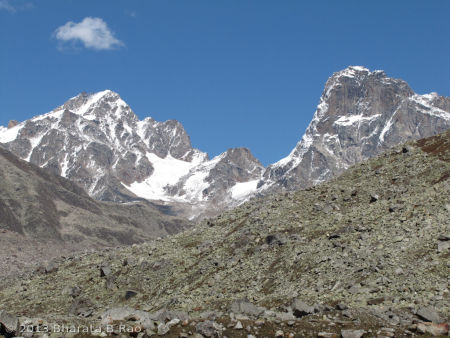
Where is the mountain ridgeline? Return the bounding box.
[0,66,449,219]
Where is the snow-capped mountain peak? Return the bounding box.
[0,90,263,218]
[260,66,450,192]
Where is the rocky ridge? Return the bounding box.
[0,130,448,337]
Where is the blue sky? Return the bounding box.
[1,0,449,166]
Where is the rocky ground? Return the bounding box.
[0,131,449,337]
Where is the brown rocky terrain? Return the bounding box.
[0,130,448,337]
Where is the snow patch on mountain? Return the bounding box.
[124,153,199,202]
[334,114,381,126]
[230,179,259,200]
[0,124,23,143]
[410,94,450,120]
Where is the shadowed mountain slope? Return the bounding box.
[0,146,189,275]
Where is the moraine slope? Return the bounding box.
[0,130,448,337]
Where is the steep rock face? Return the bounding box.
[0,91,263,217]
[261,66,450,191]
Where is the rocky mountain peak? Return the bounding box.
[261,66,450,192]
[58,90,138,124]
[7,120,19,129]
[0,91,264,218]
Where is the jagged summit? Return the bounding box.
[0,90,263,218]
[260,66,450,192]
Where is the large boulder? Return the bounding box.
[0,310,19,335]
[291,299,315,318]
[416,307,442,323]
[230,300,265,318]
[101,307,156,330]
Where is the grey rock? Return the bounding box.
[318,333,337,338]
[0,310,19,334]
[105,275,117,290]
[101,307,156,330]
[7,120,18,129]
[44,260,59,274]
[416,322,449,336]
[230,300,265,318]
[265,234,286,246]
[370,194,379,203]
[340,329,366,338]
[157,319,180,335]
[336,303,348,311]
[437,234,450,241]
[124,290,138,300]
[195,320,222,337]
[275,311,296,321]
[416,307,442,323]
[292,299,315,318]
[100,265,112,277]
[68,298,93,317]
[157,322,170,335]
[437,241,450,253]
[275,330,284,338]
[62,286,81,298]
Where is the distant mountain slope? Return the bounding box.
[260,66,450,192]
[0,146,189,275]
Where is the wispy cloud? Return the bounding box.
[0,0,34,12]
[126,10,137,18]
[54,17,124,51]
[0,0,16,12]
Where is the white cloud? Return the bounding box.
[54,17,124,51]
